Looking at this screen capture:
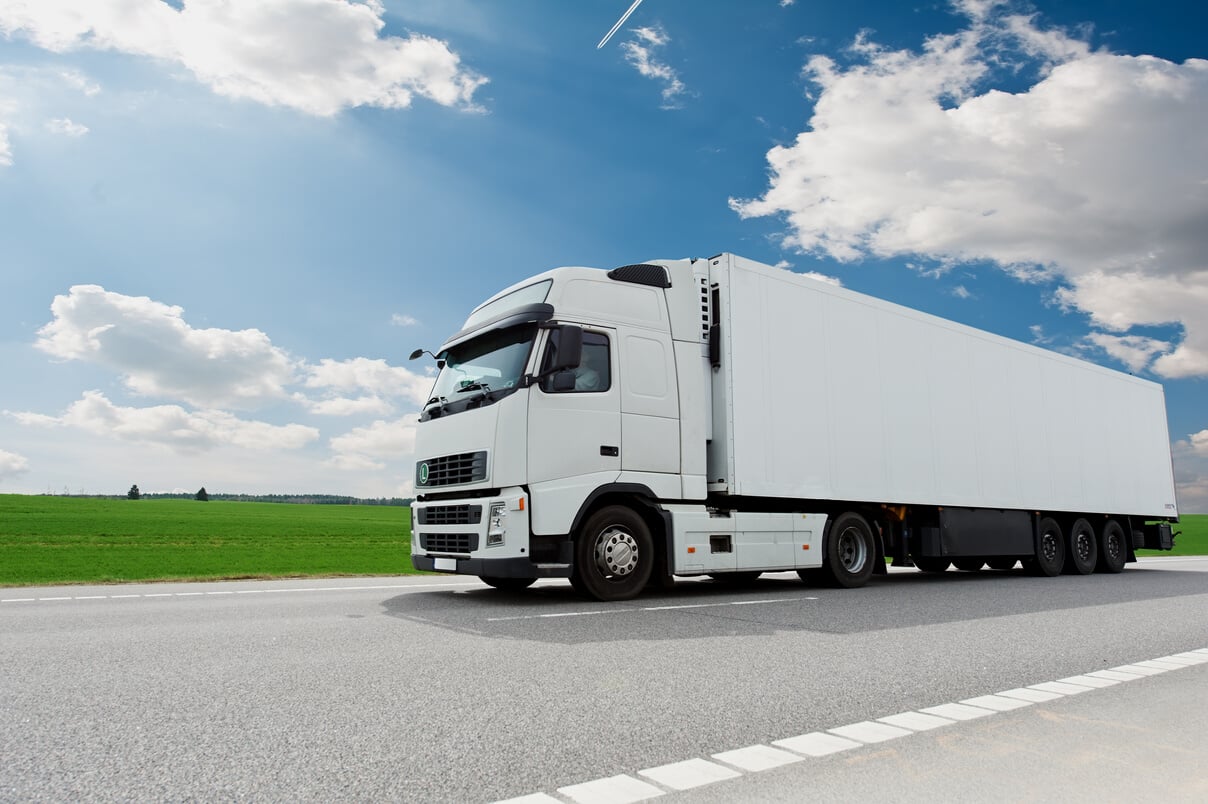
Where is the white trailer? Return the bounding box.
[409,253,1178,600]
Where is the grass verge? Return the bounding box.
[1137,513,1207,557]
[0,495,414,586]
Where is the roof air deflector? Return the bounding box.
[608,263,671,289]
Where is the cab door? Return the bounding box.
[527,328,621,534]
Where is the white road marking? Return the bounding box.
[493,794,563,804]
[828,720,913,744]
[960,694,1034,712]
[557,773,664,803]
[772,732,863,757]
[637,758,741,790]
[919,702,997,721]
[877,711,955,731]
[500,648,1208,803]
[711,744,803,772]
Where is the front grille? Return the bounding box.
[419,533,479,553]
[416,451,488,488]
[417,505,482,526]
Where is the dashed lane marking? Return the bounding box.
[492,648,1208,804]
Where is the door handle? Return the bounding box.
[600,446,619,457]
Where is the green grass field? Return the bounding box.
[1137,513,1208,557]
[0,495,414,586]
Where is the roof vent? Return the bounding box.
[607,263,671,288]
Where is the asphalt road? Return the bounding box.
[2,557,1206,803]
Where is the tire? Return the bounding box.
[821,512,875,588]
[952,559,985,572]
[913,557,950,574]
[1096,519,1128,574]
[1065,518,1098,575]
[480,576,536,592]
[572,505,654,601]
[987,558,1017,571]
[1030,516,1065,576]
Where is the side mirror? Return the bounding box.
[548,325,583,371]
[550,370,576,392]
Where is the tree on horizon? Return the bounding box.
[127,484,141,500]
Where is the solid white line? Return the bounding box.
[995,687,1065,703]
[1028,681,1094,695]
[1058,675,1120,689]
[1086,669,1146,682]
[1111,663,1168,676]
[1152,655,1202,667]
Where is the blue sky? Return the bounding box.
[1,0,1205,510]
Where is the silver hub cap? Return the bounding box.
[595,527,639,577]
[837,527,868,572]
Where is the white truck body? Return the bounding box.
[409,253,1177,599]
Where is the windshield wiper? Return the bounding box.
[455,382,492,394]
[424,396,450,417]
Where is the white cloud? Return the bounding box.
[1084,332,1171,374]
[0,448,30,481]
[36,285,298,409]
[9,391,318,452]
[306,395,394,417]
[1172,433,1208,513]
[391,313,419,327]
[731,6,1208,379]
[622,25,686,109]
[45,117,87,136]
[0,0,488,117]
[952,284,973,300]
[304,357,432,407]
[772,261,843,287]
[328,415,418,471]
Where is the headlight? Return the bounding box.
[487,502,507,546]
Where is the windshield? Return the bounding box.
[422,324,537,419]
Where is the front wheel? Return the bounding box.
[821,512,875,588]
[572,506,654,601]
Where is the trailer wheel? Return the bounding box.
[1064,518,1097,575]
[952,559,985,572]
[573,505,654,601]
[480,576,537,592]
[1029,517,1065,576]
[821,512,875,588]
[1096,519,1128,574]
[913,557,950,573]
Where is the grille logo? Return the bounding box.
[418,462,430,485]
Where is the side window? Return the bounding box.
[542,331,611,393]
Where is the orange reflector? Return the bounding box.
[687,546,696,554]
[518,498,525,511]
[802,544,810,550]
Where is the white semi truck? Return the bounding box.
[409,253,1178,601]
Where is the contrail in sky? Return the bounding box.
[597,0,647,49]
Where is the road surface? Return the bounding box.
[2,557,1206,802]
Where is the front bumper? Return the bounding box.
[410,488,572,579]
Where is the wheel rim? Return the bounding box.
[1041,532,1059,562]
[836,526,868,573]
[1075,532,1094,562]
[1105,532,1123,560]
[595,526,639,578]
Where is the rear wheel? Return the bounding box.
[480,576,536,592]
[1096,519,1128,574]
[572,505,654,601]
[821,512,875,588]
[1029,516,1065,576]
[1065,518,1098,575]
